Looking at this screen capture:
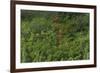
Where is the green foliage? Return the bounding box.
[21,10,89,63]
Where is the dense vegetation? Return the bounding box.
[21,10,89,63]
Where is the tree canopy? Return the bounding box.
[21,10,89,62]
